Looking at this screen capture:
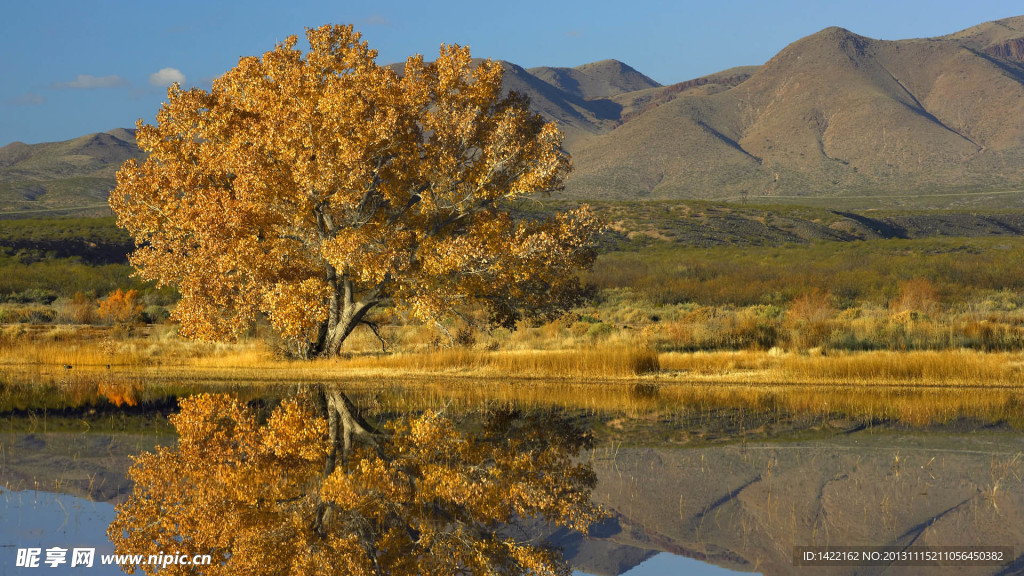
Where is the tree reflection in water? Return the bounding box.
[108,386,603,575]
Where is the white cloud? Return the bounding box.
[50,74,127,89]
[149,68,186,87]
[9,93,45,106]
[362,14,392,26]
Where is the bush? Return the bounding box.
[142,305,171,324]
[454,327,476,348]
[585,322,615,340]
[786,290,834,349]
[5,288,58,305]
[98,289,144,325]
[891,278,940,316]
[0,304,57,323]
[59,291,97,324]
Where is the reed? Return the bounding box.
[659,349,1024,386]
[5,324,1024,429]
[337,345,661,377]
[3,325,1022,385]
[774,350,1022,385]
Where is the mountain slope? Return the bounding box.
[0,129,142,217]
[527,59,660,100]
[498,59,660,147]
[0,59,657,216]
[562,16,1024,202]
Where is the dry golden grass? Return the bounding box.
[659,349,1024,385]
[4,324,1024,427]
[3,325,1022,384]
[0,325,660,381]
[336,346,660,377]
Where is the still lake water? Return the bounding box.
[2,381,1023,575]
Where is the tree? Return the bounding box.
[110,24,601,357]
[108,392,603,575]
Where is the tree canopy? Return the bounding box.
[110,24,601,356]
[108,392,603,575]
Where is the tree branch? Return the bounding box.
[360,319,388,352]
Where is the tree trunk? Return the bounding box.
[323,301,376,355]
[312,275,380,357]
[313,384,379,537]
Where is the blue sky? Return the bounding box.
[1,0,1022,145]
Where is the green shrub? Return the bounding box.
[142,305,171,324]
[585,322,615,340]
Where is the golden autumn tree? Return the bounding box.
[110,24,601,357]
[108,392,603,575]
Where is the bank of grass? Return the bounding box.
[3,324,1022,383]
[0,324,659,377]
[658,349,1024,385]
[3,324,1024,427]
[335,346,660,377]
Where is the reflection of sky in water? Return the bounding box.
[0,486,750,576]
[0,488,125,575]
[575,552,757,576]
[623,553,757,575]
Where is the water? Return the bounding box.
[0,488,122,575]
[576,431,1024,574]
[596,553,753,575]
[2,385,1023,575]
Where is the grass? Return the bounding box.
[335,346,660,377]
[11,325,1018,386]
[589,236,1024,309]
[3,325,1024,429]
[658,349,1024,385]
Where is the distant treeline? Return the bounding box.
[0,217,155,309]
[0,217,132,264]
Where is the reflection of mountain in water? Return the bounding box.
[579,431,1024,575]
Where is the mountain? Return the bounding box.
[563,15,1024,202]
[0,128,142,217]
[7,16,1024,215]
[495,59,660,147]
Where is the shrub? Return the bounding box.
[0,304,56,323]
[891,277,940,316]
[98,289,144,325]
[142,305,171,324]
[5,288,58,304]
[454,327,476,348]
[585,322,615,340]
[60,291,97,324]
[786,289,834,349]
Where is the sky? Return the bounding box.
[2,0,1023,145]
